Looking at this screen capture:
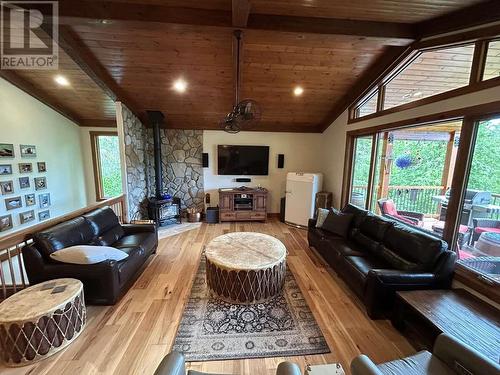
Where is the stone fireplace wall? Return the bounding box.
[146,129,204,214]
[121,104,150,220]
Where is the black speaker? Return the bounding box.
[277,154,284,168]
[202,153,209,168]
[235,177,251,182]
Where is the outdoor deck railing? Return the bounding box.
[0,194,127,301]
[352,186,500,219]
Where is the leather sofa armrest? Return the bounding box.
[364,269,438,319]
[367,269,437,285]
[434,333,500,374]
[122,223,157,235]
[308,218,317,228]
[432,250,456,286]
[351,355,385,375]
[276,362,302,375]
[153,352,186,375]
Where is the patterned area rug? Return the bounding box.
[172,257,330,361]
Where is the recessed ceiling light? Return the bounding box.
[294,86,304,96]
[54,75,69,86]
[173,79,187,93]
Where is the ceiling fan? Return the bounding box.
[220,30,262,133]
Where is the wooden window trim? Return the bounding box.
[90,131,118,202]
[349,34,500,124]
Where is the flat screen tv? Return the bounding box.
[217,145,269,175]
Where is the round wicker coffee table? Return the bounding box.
[0,278,86,367]
[205,232,287,304]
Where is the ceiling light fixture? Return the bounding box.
[173,79,187,93]
[294,86,304,96]
[54,75,69,86]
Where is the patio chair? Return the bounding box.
[472,218,500,243]
[377,198,424,226]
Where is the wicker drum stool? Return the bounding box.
[0,278,86,367]
[205,232,287,304]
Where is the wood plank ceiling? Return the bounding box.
[0,0,491,132]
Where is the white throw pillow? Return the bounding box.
[50,245,128,265]
[316,208,330,228]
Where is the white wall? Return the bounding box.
[0,78,88,236]
[203,130,323,213]
[80,126,118,204]
[320,85,500,208]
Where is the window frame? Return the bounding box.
[90,131,120,202]
[348,36,500,124]
[342,102,500,303]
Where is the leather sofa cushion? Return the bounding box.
[351,228,380,254]
[341,204,369,228]
[84,207,123,237]
[116,247,145,285]
[113,232,157,255]
[379,245,421,272]
[343,255,391,296]
[93,225,125,246]
[321,210,353,238]
[359,215,393,241]
[34,217,95,259]
[383,224,447,269]
[377,350,454,375]
[328,239,368,257]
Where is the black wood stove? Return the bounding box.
[146,111,181,226]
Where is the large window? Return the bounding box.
[483,40,500,81]
[350,36,500,121]
[455,117,500,285]
[353,121,462,238]
[350,136,374,208]
[90,132,123,201]
[384,45,474,110]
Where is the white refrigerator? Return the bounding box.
[285,173,323,227]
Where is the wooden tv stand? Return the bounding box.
[218,187,268,222]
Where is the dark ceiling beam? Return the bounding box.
[57,25,142,118]
[318,45,413,132]
[0,70,82,125]
[79,119,117,127]
[50,1,416,41]
[232,0,251,28]
[417,0,500,38]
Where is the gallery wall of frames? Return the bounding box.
[0,143,50,233]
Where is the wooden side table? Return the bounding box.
[0,278,86,367]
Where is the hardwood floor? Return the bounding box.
[1,220,414,374]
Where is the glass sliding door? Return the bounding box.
[455,117,500,284]
[349,136,375,209]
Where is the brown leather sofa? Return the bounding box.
[308,204,456,318]
[22,207,158,305]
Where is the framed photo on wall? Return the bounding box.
[0,164,12,175]
[19,210,35,224]
[38,210,50,221]
[5,196,22,210]
[19,163,33,173]
[37,162,47,172]
[39,193,50,208]
[0,214,13,232]
[19,177,30,189]
[25,193,35,206]
[20,145,36,158]
[34,177,47,190]
[0,144,14,158]
[0,181,14,195]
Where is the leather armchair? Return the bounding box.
[153,352,302,375]
[351,333,500,375]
